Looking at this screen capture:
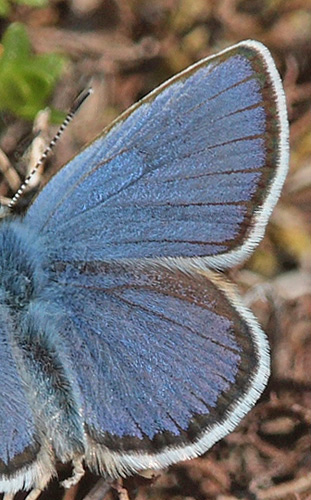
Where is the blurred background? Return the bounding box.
[0,1,311,499]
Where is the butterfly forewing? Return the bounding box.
[25,41,288,269]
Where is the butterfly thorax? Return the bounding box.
[0,219,47,311]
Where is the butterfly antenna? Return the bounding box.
[7,87,93,210]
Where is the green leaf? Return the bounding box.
[0,0,48,17]
[1,23,31,64]
[0,23,67,120]
[49,108,66,124]
[0,0,10,16]
[16,0,48,5]
[32,52,67,82]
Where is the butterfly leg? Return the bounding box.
[137,469,158,480]
[61,457,85,489]
[24,489,43,500]
[82,479,112,500]
[112,479,130,500]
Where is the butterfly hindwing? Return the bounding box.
[0,314,54,493]
[48,259,269,476]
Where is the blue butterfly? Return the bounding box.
[0,39,289,497]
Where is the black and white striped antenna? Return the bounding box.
[7,87,93,211]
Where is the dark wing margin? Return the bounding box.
[50,260,269,477]
[25,40,289,269]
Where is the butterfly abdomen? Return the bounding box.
[0,220,85,464]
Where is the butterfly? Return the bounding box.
[0,39,289,497]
